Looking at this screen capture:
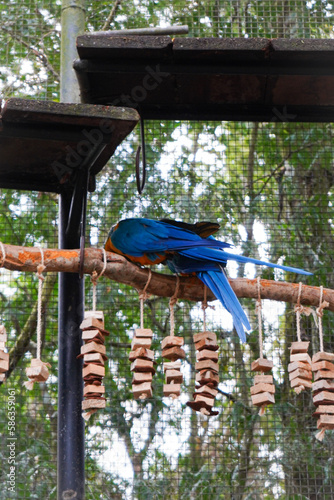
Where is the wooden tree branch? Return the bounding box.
[101,0,122,31]
[1,26,60,81]
[0,244,333,311]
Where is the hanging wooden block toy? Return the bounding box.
[79,251,108,420]
[288,282,312,394]
[0,245,10,382]
[187,287,219,416]
[130,270,155,400]
[311,286,333,441]
[250,278,275,415]
[0,324,9,382]
[162,277,185,399]
[24,249,51,390]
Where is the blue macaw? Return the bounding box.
[105,218,312,342]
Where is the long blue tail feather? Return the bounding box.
[180,247,312,276]
[197,269,250,342]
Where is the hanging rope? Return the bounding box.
[138,269,152,329]
[256,276,263,359]
[295,282,303,342]
[291,283,313,395]
[82,249,108,421]
[36,248,46,361]
[91,249,107,312]
[202,286,208,332]
[169,276,180,337]
[251,276,276,416]
[24,248,50,390]
[316,285,329,353]
[201,286,215,332]
[294,282,312,342]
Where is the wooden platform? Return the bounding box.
[74,36,334,122]
[0,99,139,192]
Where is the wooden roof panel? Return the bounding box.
[74,36,334,122]
[0,99,139,192]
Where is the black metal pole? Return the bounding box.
[58,1,86,498]
[58,192,85,499]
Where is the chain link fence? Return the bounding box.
[0,1,334,498]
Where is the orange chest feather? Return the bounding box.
[105,238,166,265]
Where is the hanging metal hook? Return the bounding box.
[136,115,146,195]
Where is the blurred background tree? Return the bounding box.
[0,1,334,498]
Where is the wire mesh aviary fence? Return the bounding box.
[1,1,334,499]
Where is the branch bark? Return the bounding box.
[0,244,333,310]
[101,0,122,31]
[1,26,60,81]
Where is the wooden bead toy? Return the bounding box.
[312,351,334,440]
[162,278,185,400]
[290,283,313,394]
[129,271,156,400]
[24,358,51,390]
[162,337,185,398]
[288,341,312,394]
[161,345,186,361]
[80,310,105,330]
[79,310,109,420]
[132,382,153,399]
[251,358,275,415]
[130,327,155,400]
[0,324,9,381]
[187,331,219,416]
[129,346,154,362]
[311,285,331,440]
[250,278,275,415]
[288,282,312,394]
[193,330,219,352]
[24,256,52,391]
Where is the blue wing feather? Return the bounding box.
[111,218,231,256]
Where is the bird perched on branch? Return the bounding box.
[105,218,311,342]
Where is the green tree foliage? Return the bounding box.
[1,1,334,499]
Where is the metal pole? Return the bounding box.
[58,1,86,499]
[90,25,189,36]
[60,0,86,103]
